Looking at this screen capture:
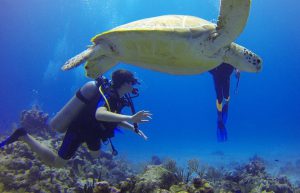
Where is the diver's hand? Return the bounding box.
[137,129,148,140]
[130,110,152,123]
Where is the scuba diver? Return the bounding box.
[0,69,152,167]
[209,63,240,142]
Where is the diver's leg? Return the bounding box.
[222,77,231,124]
[21,134,68,168]
[216,107,227,141]
[86,137,101,159]
[212,76,227,142]
[0,128,68,167]
[57,128,82,164]
[0,127,27,147]
[211,73,223,105]
[222,97,230,124]
[216,98,227,142]
[223,76,231,100]
[213,77,223,122]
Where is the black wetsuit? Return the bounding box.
[209,63,234,104]
[58,89,126,160]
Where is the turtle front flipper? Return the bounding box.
[213,0,251,49]
[84,56,117,78]
[223,43,262,73]
[62,46,96,71]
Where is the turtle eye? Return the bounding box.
[257,59,261,64]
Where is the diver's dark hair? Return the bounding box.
[112,69,137,89]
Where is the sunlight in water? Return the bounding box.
[81,0,92,12]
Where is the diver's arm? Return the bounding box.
[118,121,148,140]
[118,121,134,131]
[95,107,131,122]
[96,107,152,123]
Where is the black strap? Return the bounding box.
[125,94,139,133]
[108,138,118,156]
[76,89,90,105]
[95,76,109,89]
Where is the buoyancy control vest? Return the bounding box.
[50,76,140,133]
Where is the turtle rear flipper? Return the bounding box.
[213,0,251,49]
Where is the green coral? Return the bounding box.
[169,183,188,193]
[134,165,177,193]
[0,183,4,192]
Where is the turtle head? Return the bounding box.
[224,43,263,73]
[240,47,263,72]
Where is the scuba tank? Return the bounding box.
[50,81,99,133]
[50,75,140,156]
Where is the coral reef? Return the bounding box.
[279,159,300,183]
[218,156,296,193]
[0,107,299,193]
[133,165,178,192]
[0,107,135,193]
[20,105,55,138]
[151,155,163,165]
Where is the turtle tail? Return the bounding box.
[61,46,95,71]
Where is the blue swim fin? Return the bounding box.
[222,103,229,124]
[217,110,227,142]
[217,121,228,142]
[0,128,27,148]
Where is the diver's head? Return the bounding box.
[226,44,263,73]
[112,69,139,95]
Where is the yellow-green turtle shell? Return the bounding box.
[91,15,221,75]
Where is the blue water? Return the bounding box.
[1,0,299,174]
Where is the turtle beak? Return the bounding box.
[256,57,263,72]
[256,65,262,72]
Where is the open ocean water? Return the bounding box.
[0,0,300,192]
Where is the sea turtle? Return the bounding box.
[62,0,262,79]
